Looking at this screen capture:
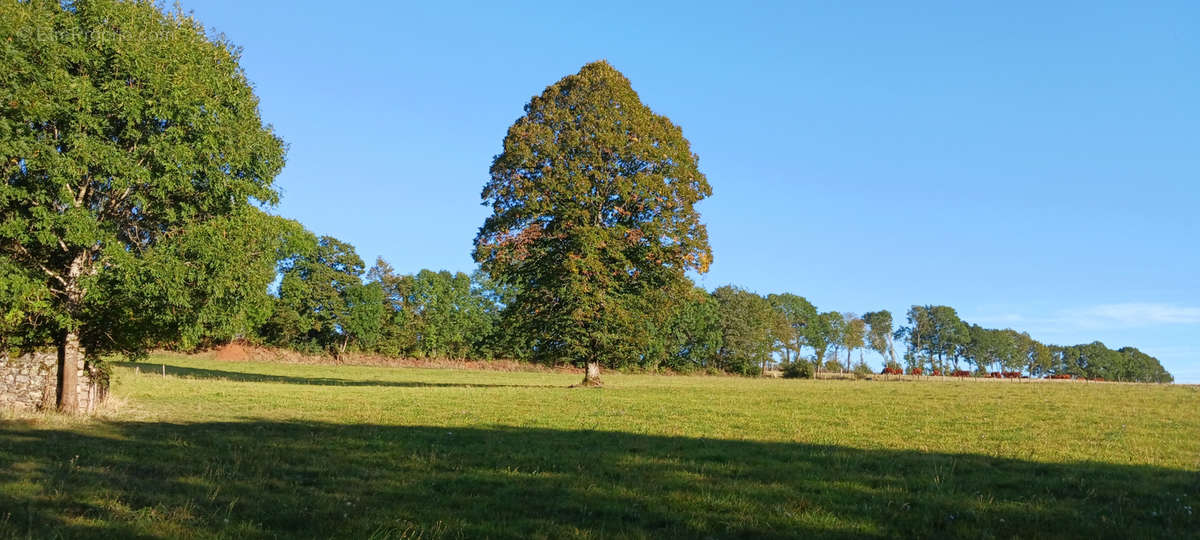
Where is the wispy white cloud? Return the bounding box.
[1067,303,1200,326]
[969,303,1200,334]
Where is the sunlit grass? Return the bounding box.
[1,352,1197,538]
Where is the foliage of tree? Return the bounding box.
[267,236,383,359]
[821,311,845,369]
[0,257,52,356]
[767,293,818,364]
[862,310,896,365]
[364,262,499,359]
[841,314,866,372]
[0,0,285,409]
[655,288,723,373]
[712,286,782,375]
[473,61,712,385]
[96,209,307,352]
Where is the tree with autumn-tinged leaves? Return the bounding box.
[474,61,712,386]
[0,0,285,410]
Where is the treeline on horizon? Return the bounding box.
[61,217,1163,384]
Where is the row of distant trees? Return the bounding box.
[171,225,1168,383]
[893,306,1171,382]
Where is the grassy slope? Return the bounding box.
[1,353,1197,539]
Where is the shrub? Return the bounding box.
[852,361,873,379]
[782,361,813,379]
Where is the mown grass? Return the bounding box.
[1,353,1198,538]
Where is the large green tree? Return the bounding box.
[0,0,285,410]
[474,61,712,385]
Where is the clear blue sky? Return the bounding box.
[182,1,1199,381]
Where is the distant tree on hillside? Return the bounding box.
[863,310,896,366]
[897,306,934,371]
[768,293,818,364]
[841,314,866,372]
[805,310,833,372]
[926,306,969,373]
[713,286,779,375]
[821,311,846,369]
[474,61,712,386]
[365,263,498,359]
[269,236,383,359]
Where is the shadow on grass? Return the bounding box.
[110,362,556,389]
[0,421,1196,539]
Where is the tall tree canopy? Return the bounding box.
[0,0,285,409]
[474,61,712,385]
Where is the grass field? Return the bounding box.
[1,354,1198,538]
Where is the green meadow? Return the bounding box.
[2,354,1197,539]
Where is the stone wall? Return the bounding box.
[0,351,107,414]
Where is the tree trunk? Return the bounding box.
[338,334,350,363]
[57,330,81,413]
[580,361,602,387]
[57,251,90,413]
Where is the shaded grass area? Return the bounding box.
[1,421,1197,539]
[1,355,1198,538]
[109,362,555,389]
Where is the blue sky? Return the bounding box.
[182,1,1199,381]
